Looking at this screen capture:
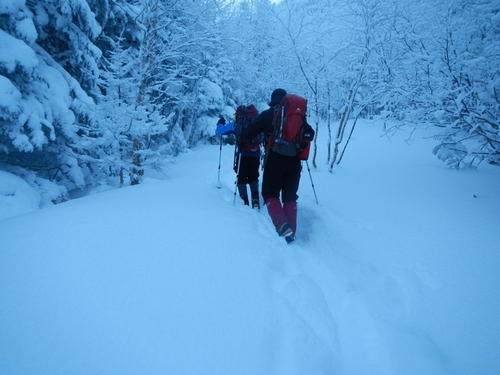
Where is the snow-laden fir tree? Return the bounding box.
[0,0,101,201]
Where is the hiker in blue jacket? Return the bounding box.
[216,105,261,208]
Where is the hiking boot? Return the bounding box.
[252,198,260,209]
[242,197,249,206]
[278,223,294,243]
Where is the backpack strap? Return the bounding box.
[274,104,285,142]
[235,105,248,146]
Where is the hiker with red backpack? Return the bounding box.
[243,89,315,243]
[216,105,262,209]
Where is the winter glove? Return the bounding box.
[217,116,226,125]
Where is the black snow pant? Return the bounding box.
[261,150,301,203]
[235,155,260,185]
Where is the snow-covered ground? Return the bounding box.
[1,121,499,375]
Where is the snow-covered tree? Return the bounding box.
[0,0,101,200]
[31,0,102,97]
[218,0,285,107]
[382,0,500,168]
[92,0,236,185]
[91,1,164,186]
[328,0,403,170]
[428,0,500,168]
[130,0,230,147]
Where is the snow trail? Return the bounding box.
[1,122,499,374]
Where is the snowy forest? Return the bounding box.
[1,0,499,203]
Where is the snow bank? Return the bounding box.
[0,170,40,219]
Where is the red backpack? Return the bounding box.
[269,94,310,159]
[235,104,260,153]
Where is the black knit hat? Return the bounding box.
[268,88,287,106]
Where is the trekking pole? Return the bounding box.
[233,151,242,205]
[305,160,319,204]
[216,136,223,189]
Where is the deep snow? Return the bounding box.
[1,121,499,375]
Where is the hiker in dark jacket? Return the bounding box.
[216,106,261,208]
[244,89,314,243]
